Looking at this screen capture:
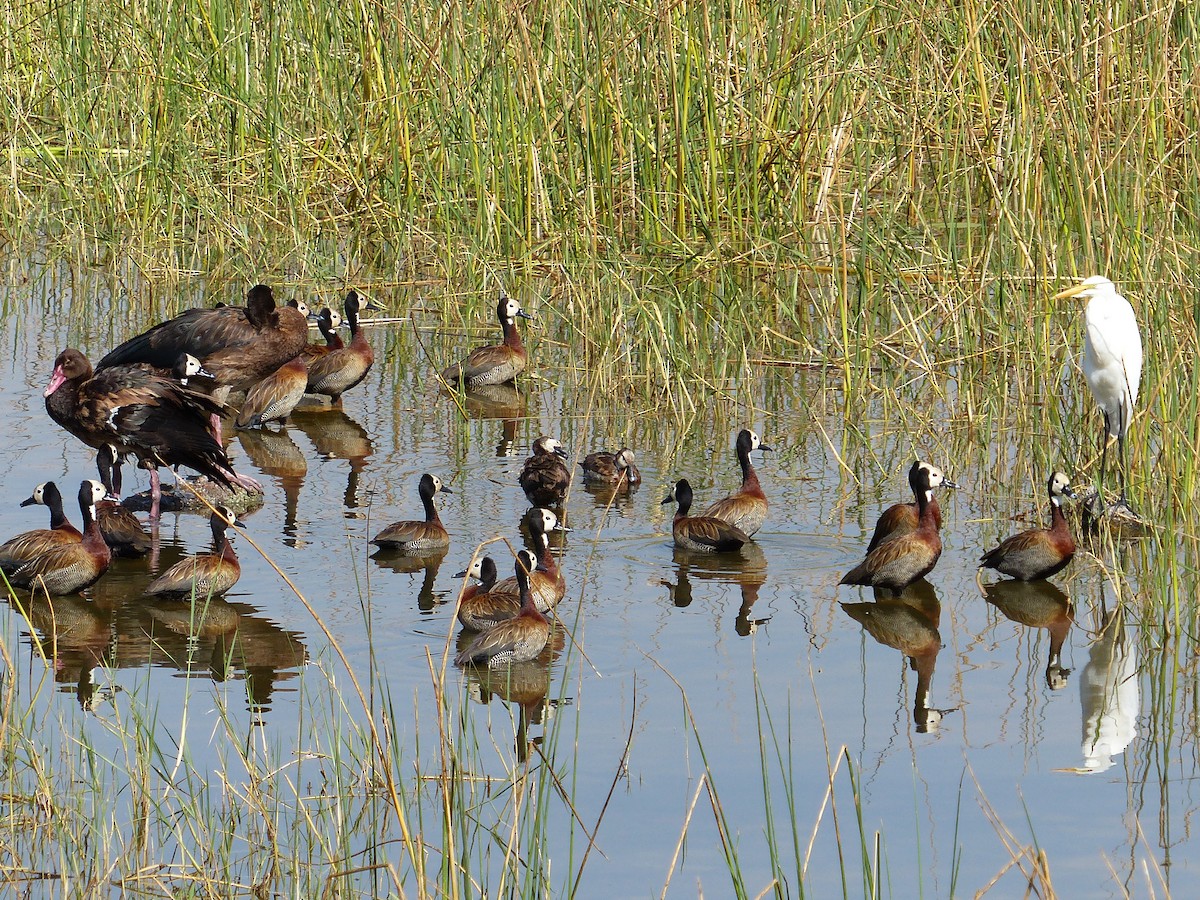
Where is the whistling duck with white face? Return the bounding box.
[44,348,242,519]
[581,447,642,488]
[662,478,750,552]
[305,290,381,403]
[486,507,569,613]
[980,472,1077,581]
[442,295,532,387]
[370,474,453,552]
[303,307,344,360]
[145,505,245,597]
[519,436,571,507]
[702,429,771,536]
[0,481,111,595]
[840,461,944,594]
[0,482,83,573]
[454,550,550,667]
[865,461,957,554]
[456,555,499,605]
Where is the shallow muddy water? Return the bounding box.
[0,260,1181,897]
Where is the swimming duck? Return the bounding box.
[662,478,749,552]
[454,550,550,667]
[519,436,571,507]
[370,473,453,552]
[0,481,111,595]
[306,290,382,403]
[442,295,532,387]
[865,461,957,553]
[580,447,642,488]
[145,505,245,597]
[702,429,771,536]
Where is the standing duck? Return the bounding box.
[703,429,771,536]
[454,550,550,667]
[662,478,749,552]
[840,462,943,594]
[0,481,111,595]
[236,355,309,429]
[44,348,242,519]
[580,447,642,488]
[145,505,245,597]
[442,295,532,387]
[306,290,382,403]
[979,472,1077,581]
[519,436,571,507]
[370,473,453,552]
[866,461,957,553]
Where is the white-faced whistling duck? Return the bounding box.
[303,307,345,360]
[0,482,84,573]
[370,473,453,552]
[580,447,642,488]
[662,478,750,552]
[979,472,1076,582]
[702,429,771,536]
[44,348,243,520]
[145,505,245,598]
[455,555,499,605]
[1,481,111,595]
[236,355,309,429]
[519,436,571,507]
[90,448,151,557]
[486,507,569,613]
[305,290,382,403]
[442,295,532,388]
[840,461,943,594]
[865,461,957,554]
[454,550,550,667]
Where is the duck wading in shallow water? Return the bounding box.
[442,295,532,388]
[979,472,1076,582]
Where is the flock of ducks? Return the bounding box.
[1,274,1145,678]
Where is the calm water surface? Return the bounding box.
[0,263,1178,897]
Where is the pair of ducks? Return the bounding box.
[0,480,244,598]
[661,429,771,552]
[517,437,643,508]
[839,461,1077,594]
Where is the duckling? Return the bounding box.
[866,461,957,553]
[580,447,642,488]
[370,474,453,552]
[455,550,550,667]
[662,478,749,552]
[841,461,942,593]
[703,429,771,536]
[979,472,1076,581]
[1,481,111,595]
[519,436,571,507]
[145,505,245,597]
[442,295,532,387]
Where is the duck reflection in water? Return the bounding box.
[1061,604,1138,774]
[461,628,566,762]
[291,408,374,515]
[237,428,307,546]
[107,595,308,717]
[3,592,119,711]
[840,579,952,733]
[442,381,525,457]
[984,579,1073,690]
[663,542,770,635]
[370,550,445,612]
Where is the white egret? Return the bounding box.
[1054,276,1143,511]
